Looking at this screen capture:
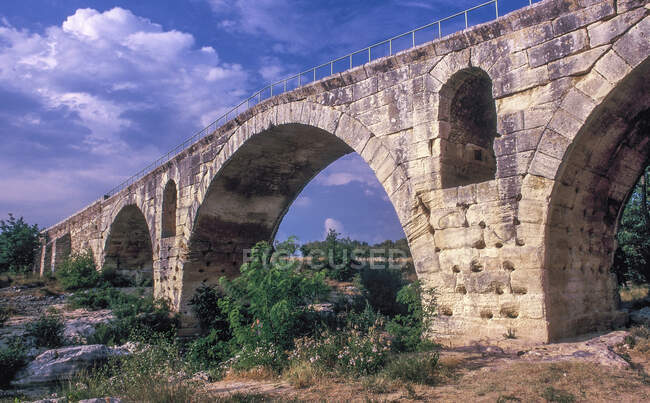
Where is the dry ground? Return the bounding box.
[202,334,650,402]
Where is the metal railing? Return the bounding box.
[103,0,535,198]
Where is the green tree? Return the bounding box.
[218,241,328,361]
[613,166,650,284]
[0,214,40,274]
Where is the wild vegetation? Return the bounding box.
[2,209,650,400]
[612,166,650,285]
[0,214,40,274]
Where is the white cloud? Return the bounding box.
[0,7,253,227]
[0,7,248,157]
[315,154,381,188]
[323,218,344,239]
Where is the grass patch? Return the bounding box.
[26,311,65,348]
[382,351,440,385]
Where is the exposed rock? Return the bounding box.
[63,309,114,342]
[12,344,129,387]
[78,398,123,403]
[519,331,630,369]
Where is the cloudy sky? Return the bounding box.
[0,0,531,244]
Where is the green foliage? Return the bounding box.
[386,281,438,353]
[613,166,650,284]
[186,329,234,370]
[0,304,8,327]
[56,250,100,290]
[541,386,576,403]
[357,268,408,317]
[86,295,178,345]
[300,229,358,281]
[217,241,328,369]
[382,351,440,385]
[290,323,390,376]
[27,312,65,348]
[0,213,40,274]
[64,336,199,403]
[68,285,124,310]
[188,285,230,337]
[0,337,28,386]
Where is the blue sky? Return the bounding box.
[0,0,531,244]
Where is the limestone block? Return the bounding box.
[434,226,484,250]
[537,128,571,159]
[351,76,378,102]
[429,207,466,230]
[589,7,646,47]
[612,16,650,68]
[464,271,511,294]
[527,29,588,68]
[548,45,610,80]
[493,65,550,98]
[552,1,615,36]
[617,0,648,13]
[438,248,475,275]
[466,201,512,226]
[548,108,584,139]
[593,49,632,83]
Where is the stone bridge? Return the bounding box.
[37,0,650,344]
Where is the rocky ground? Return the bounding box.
[2,282,650,402]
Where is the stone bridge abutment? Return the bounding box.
[38,0,650,345]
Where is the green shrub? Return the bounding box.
[64,336,199,402]
[0,305,9,327]
[27,312,65,348]
[99,266,135,287]
[290,323,390,376]
[541,386,576,403]
[217,241,328,370]
[382,351,440,385]
[186,329,234,370]
[357,268,408,317]
[68,286,123,310]
[55,250,100,291]
[87,296,178,345]
[386,281,437,353]
[188,284,229,337]
[0,214,40,274]
[0,337,28,386]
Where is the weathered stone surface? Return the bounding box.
[527,30,588,68]
[12,345,129,386]
[38,0,650,348]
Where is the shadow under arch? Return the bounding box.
[180,121,408,325]
[543,57,650,340]
[103,204,154,286]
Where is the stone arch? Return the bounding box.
[177,102,411,326]
[104,204,154,286]
[543,56,650,340]
[438,67,498,188]
[162,180,177,238]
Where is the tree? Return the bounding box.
[612,166,650,284]
[0,214,40,274]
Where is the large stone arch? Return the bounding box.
[542,54,650,340]
[103,204,154,286]
[176,102,411,327]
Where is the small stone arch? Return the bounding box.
[438,67,498,188]
[162,180,177,238]
[103,204,154,286]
